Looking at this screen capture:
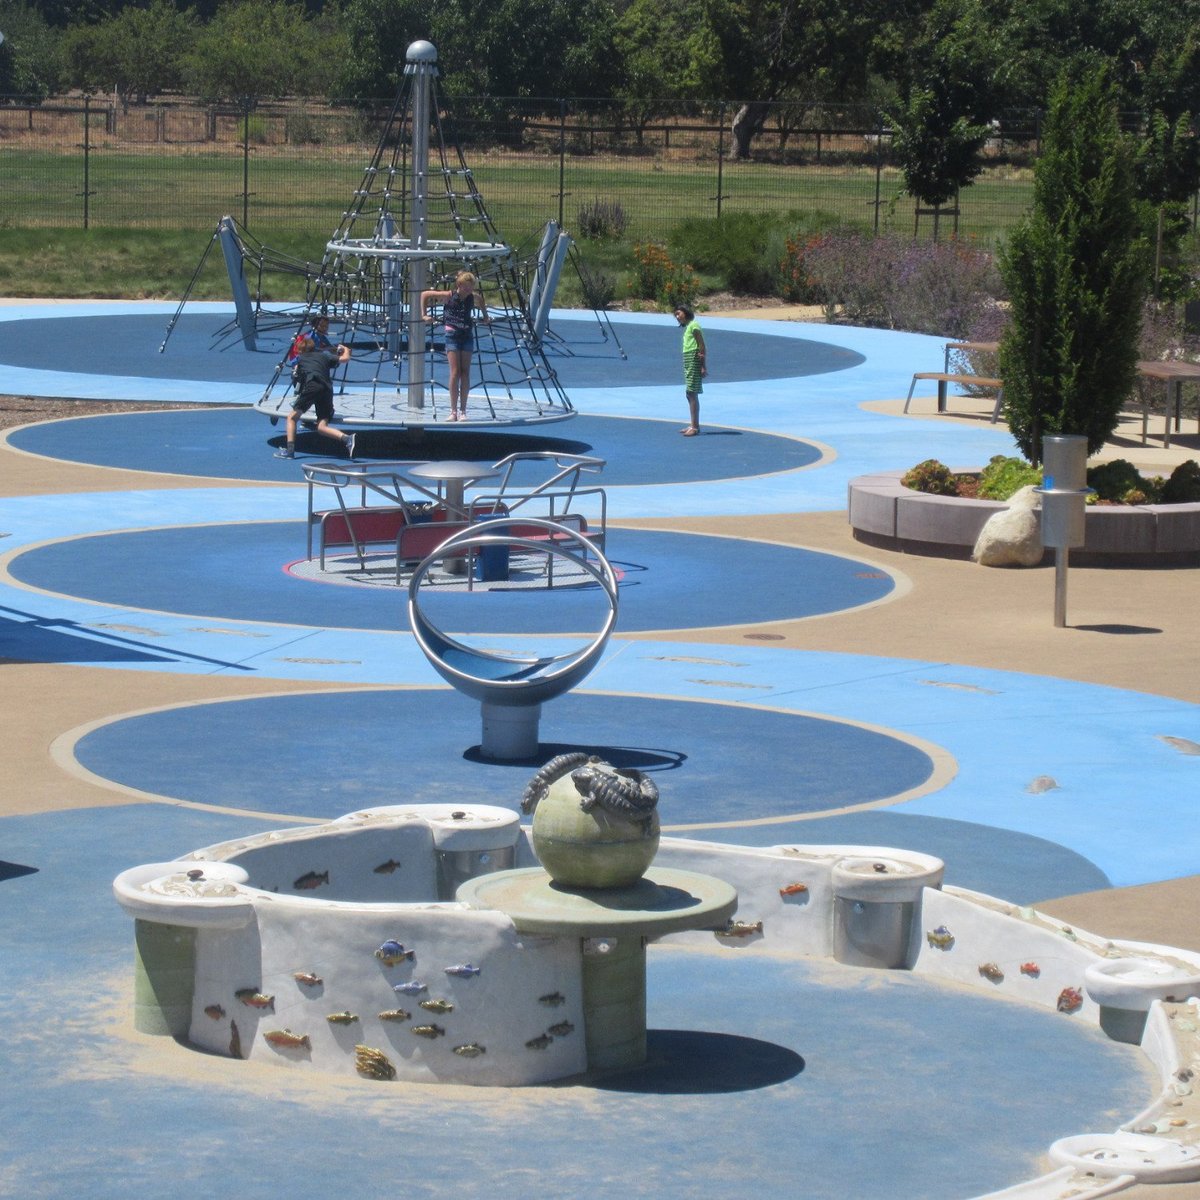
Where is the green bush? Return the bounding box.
[1161,459,1200,503]
[577,261,616,309]
[670,210,848,297]
[1087,459,1144,502]
[977,456,1042,500]
[901,459,959,496]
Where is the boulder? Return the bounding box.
[973,485,1044,567]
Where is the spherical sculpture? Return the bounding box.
[522,754,660,889]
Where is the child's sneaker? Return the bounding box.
[345,433,357,459]
[274,447,295,459]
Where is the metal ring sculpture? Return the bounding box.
[407,518,618,709]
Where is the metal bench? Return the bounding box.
[904,372,1004,421]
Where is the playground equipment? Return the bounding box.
[407,519,618,759]
[163,40,625,429]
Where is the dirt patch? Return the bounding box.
[0,394,232,433]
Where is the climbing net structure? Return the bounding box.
[169,41,598,429]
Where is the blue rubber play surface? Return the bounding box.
[8,523,891,633]
[1,302,1195,1200]
[0,311,864,387]
[6,407,821,484]
[72,690,935,823]
[0,799,1150,1200]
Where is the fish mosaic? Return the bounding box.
[378,1009,411,1022]
[453,1043,486,1058]
[978,962,1004,982]
[327,1011,359,1025]
[235,988,275,1010]
[420,999,454,1014]
[264,1028,311,1050]
[293,972,322,987]
[779,882,808,897]
[375,940,416,966]
[926,926,955,950]
[1020,962,1041,977]
[1057,987,1084,1013]
[715,920,763,939]
[410,1024,445,1039]
[444,964,481,978]
[355,1045,396,1081]
[393,981,427,995]
[293,870,330,891]
[538,992,566,1007]
[373,859,403,874]
[547,1021,575,1037]
[204,1004,226,1020]
[525,1033,553,1050]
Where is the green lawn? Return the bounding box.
[0,144,1036,297]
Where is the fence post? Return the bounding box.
[557,98,566,229]
[873,113,884,235]
[241,97,251,229]
[716,103,725,218]
[82,95,91,230]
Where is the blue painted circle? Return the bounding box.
[73,691,934,823]
[5,408,820,485]
[0,312,864,388]
[8,524,893,632]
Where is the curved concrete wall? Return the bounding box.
[848,471,1200,562]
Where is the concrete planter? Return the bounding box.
[848,470,1200,563]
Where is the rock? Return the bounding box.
[973,485,1044,567]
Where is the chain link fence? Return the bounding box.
[0,94,1052,244]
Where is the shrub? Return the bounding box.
[977,456,1042,499]
[284,111,322,144]
[1087,459,1145,502]
[629,241,699,311]
[630,242,673,301]
[902,459,959,495]
[777,232,828,303]
[801,231,999,337]
[237,115,269,145]
[1161,459,1200,503]
[577,199,627,240]
[577,261,616,310]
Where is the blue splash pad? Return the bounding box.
[0,311,864,388]
[0,804,1151,1200]
[7,524,892,633]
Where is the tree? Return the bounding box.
[0,0,64,97]
[888,0,998,236]
[61,0,197,102]
[998,62,1148,462]
[335,0,617,105]
[726,0,929,159]
[182,0,343,103]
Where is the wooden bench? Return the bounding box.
[904,372,1004,422]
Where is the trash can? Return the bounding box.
[474,520,511,582]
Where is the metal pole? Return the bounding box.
[82,95,91,230]
[241,98,250,229]
[557,98,566,229]
[716,103,725,218]
[1053,547,1069,628]
[406,42,437,411]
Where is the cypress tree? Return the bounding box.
[998,62,1148,462]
